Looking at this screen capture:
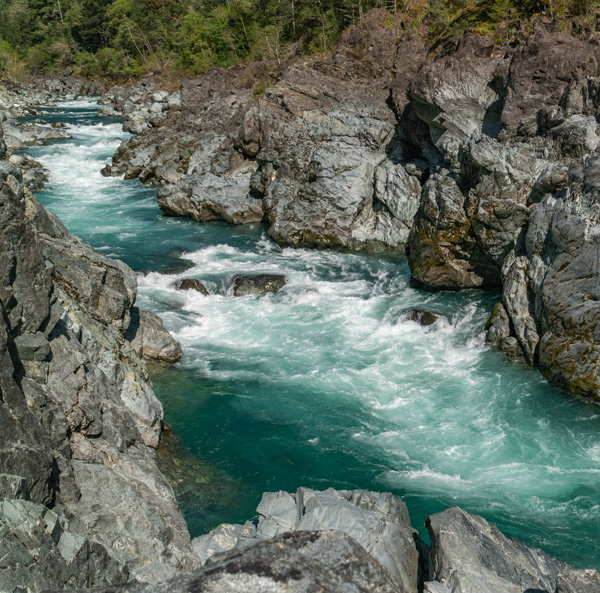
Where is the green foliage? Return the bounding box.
[0,0,599,78]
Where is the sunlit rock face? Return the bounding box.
[0,126,197,591]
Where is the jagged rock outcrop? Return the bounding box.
[425,507,571,593]
[104,10,425,251]
[58,530,406,593]
[192,487,420,593]
[402,23,600,398]
[0,151,198,591]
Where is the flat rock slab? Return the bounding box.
[229,274,287,296]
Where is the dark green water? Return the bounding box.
[29,99,600,569]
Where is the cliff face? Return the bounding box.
[101,9,425,252]
[100,12,600,400]
[403,25,600,399]
[0,124,197,590]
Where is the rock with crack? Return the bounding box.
[192,487,420,593]
[56,530,406,593]
[425,507,572,593]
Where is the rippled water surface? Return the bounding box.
[28,99,600,569]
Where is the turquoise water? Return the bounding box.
[28,100,600,569]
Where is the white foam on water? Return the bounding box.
[29,98,600,570]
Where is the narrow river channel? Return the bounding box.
[27,98,600,569]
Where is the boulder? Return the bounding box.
[229,274,287,296]
[400,309,438,326]
[173,278,210,295]
[62,530,405,593]
[125,307,183,364]
[192,488,419,593]
[426,508,571,593]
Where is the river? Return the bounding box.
[26,98,600,569]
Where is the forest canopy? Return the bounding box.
[0,0,599,78]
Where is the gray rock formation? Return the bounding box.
[58,530,406,593]
[192,487,420,593]
[125,308,183,364]
[0,145,197,591]
[104,10,424,252]
[228,274,287,296]
[3,120,72,150]
[43,502,600,593]
[401,25,600,399]
[98,17,600,397]
[425,507,571,593]
[555,569,600,593]
[8,153,49,191]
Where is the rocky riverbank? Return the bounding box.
[99,10,600,401]
[2,9,600,591]
[0,87,198,590]
[48,487,600,593]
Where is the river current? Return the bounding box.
[27,99,600,569]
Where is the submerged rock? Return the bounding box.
[173,278,210,295]
[229,274,287,296]
[401,309,438,326]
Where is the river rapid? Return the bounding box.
[27,98,600,569]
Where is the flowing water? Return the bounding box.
[27,99,600,569]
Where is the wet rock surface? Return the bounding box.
[173,278,210,295]
[401,309,438,327]
[229,274,287,296]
